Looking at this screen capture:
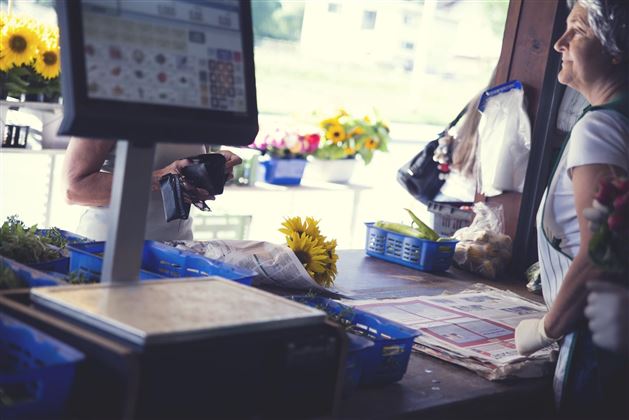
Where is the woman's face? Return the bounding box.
[554,4,614,94]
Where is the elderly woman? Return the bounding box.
[514,0,629,415]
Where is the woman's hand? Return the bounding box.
[515,315,560,356]
[585,281,629,356]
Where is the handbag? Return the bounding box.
[397,107,467,204]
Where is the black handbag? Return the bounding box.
[397,107,467,204]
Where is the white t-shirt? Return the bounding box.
[544,109,629,259]
[76,143,207,241]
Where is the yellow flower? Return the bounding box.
[364,137,379,150]
[326,123,346,143]
[1,21,39,66]
[280,216,321,238]
[363,115,371,123]
[34,41,60,79]
[314,239,338,287]
[338,108,349,117]
[320,117,339,129]
[286,232,328,278]
[343,146,355,155]
[0,49,11,71]
[349,126,364,137]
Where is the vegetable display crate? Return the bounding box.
[426,202,475,237]
[0,312,84,419]
[30,229,93,275]
[291,296,419,387]
[261,158,307,185]
[68,241,256,285]
[364,222,457,272]
[1,257,66,288]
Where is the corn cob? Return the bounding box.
[374,221,432,240]
[404,208,439,241]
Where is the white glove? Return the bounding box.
[585,281,629,356]
[515,315,558,356]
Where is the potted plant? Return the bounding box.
[252,128,320,185]
[0,13,61,101]
[312,109,390,183]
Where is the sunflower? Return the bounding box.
[364,137,379,150]
[280,216,321,238]
[319,117,339,129]
[349,126,365,137]
[0,48,11,71]
[286,232,329,278]
[1,21,38,66]
[313,239,338,287]
[326,123,346,143]
[34,41,60,79]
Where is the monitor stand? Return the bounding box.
[101,140,156,283]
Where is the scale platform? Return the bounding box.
[30,278,325,346]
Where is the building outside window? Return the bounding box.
[361,10,377,30]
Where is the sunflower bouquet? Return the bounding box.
[280,216,338,287]
[316,109,390,165]
[0,12,61,100]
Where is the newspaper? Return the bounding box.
[344,286,557,380]
[168,240,329,292]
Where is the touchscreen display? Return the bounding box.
[81,0,246,113]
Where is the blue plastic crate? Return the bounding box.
[291,296,419,386]
[364,222,457,272]
[345,333,374,394]
[0,257,66,288]
[29,229,93,275]
[68,241,256,285]
[262,158,306,185]
[0,312,84,419]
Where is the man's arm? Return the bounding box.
[62,137,116,207]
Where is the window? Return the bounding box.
[328,3,340,13]
[403,13,418,26]
[361,10,377,30]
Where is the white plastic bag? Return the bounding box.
[452,203,512,279]
[477,81,531,197]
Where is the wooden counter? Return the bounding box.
[334,250,554,419]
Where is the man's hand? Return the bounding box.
[515,315,559,356]
[216,150,243,181]
[585,281,629,356]
[152,158,214,202]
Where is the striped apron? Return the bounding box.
[536,93,629,408]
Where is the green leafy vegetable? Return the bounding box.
[0,216,63,264]
[0,262,27,290]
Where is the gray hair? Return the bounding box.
[568,0,628,61]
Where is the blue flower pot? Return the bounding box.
[262,158,307,185]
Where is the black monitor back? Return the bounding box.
[56,0,258,145]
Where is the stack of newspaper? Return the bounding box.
[344,286,557,380]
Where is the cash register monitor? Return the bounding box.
[57,0,258,145]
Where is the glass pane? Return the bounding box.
[253,0,509,126]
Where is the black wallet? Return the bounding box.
[159,153,228,222]
[160,173,191,222]
[180,153,227,196]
